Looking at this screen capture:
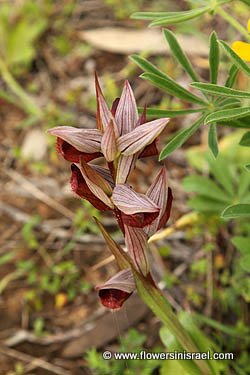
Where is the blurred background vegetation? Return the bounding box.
[0,0,249,374]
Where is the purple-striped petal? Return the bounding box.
[124,225,150,276]
[101,120,118,162]
[49,126,102,153]
[112,184,160,215]
[70,164,111,211]
[78,158,114,208]
[118,118,170,156]
[95,74,115,132]
[115,154,137,184]
[145,166,169,236]
[96,269,135,309]
[115,81,139,135]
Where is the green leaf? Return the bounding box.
[159,116,205,160]
[188,196,227,213]
[138,107,205,118]
[208,157,235,197]
[131,11,180,20]
[238,170,250,199]
[240,131,250,147]
[208,123,219,158]
[182,175,231,203]
[245,164,250,171]
[221,204,250,218]
[149,7,210,27]
[205,107,250,124]
[141,73,206,105]
[209,31,219,84]
[215,98,241,109]
[163,29,199,82]
[219,117,250,128]
[219,41,250,77]
[191,82,250,98]
[232,236,250,254]
[130,55,167,79]
[225,65,239,88]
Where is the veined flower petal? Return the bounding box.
[145,166,170,236]
[115,80,139,135]
[95,74,115,132]
[101,120,118,162]
[115,154,137,184]
[70,164,111,211]
[56,138,101,162]
[157,187,173,231]
[96,269,135,309]
[232,41,250,62]
[112,184,160,215]
[91,165,115,188]
[124,225,150,276]
[118,118,170,156]
[48,126,102,153]
[78,157,114,208]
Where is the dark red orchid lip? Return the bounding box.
[98,289,132,310]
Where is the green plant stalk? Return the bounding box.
[0,58,43,118]
[216,7,250,42]
[134,272,212,375]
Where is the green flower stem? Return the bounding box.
[134,272,212,375]
[0,58,43,118]
[216,7,250,43]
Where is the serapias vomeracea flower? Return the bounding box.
[232,18,250,62]
[48,76,172,309]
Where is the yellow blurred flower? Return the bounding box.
[232,19,250,62]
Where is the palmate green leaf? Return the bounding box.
[240,131,250,147]
[182,175,231,203]
[208,157,235,197]
[215,97,241,108]
[225,65,239,88]
[163,29,200,82]
[238,170,250,200]
[221,204,250,218]
[141,73,206,105]
[208,123,219,158]
[138,107,205,118]
[188,196,227,213]
[130,55,207,105]
[159,116,205,160]
[191,82,250,98]
[205,107,250,124]
[149,7,211,27]
[232,236,250,254]
[209,31,219,84]
[219,41,250,77]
